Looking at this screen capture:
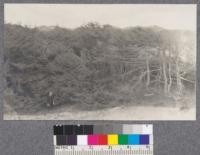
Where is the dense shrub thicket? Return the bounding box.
[4,23,196,112]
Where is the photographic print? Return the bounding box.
[3,4,196,120]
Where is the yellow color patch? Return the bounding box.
[108,134,118,145]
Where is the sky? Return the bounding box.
[5,4,196,31]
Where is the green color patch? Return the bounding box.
[118,134,128,145]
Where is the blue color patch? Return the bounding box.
[128,135,139,144]
[139,135,149,144]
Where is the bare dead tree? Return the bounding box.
[146,51,150,90]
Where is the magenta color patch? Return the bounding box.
[88,135,98,145]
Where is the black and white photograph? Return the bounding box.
[3,4,196,120]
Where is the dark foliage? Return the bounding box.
[4,23,195,113]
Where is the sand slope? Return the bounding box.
[4,105,195,120]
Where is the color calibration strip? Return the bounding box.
[53,124,153,155]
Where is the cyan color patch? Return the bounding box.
[128,134,140,144]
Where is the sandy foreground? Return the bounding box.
[4,104,196,120]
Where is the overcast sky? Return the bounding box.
[5,4,196,31]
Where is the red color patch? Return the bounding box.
[98,134,107,145]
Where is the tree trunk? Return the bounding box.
[168,62,172,93]
[168,51,172,93]
[162,50,168,94]
[146,56,150,90]
[159,49,162,89]
[174,46,183,95]
[176,59,183,95]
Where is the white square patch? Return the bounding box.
[142,124,153,134]
[77,135,88,145]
